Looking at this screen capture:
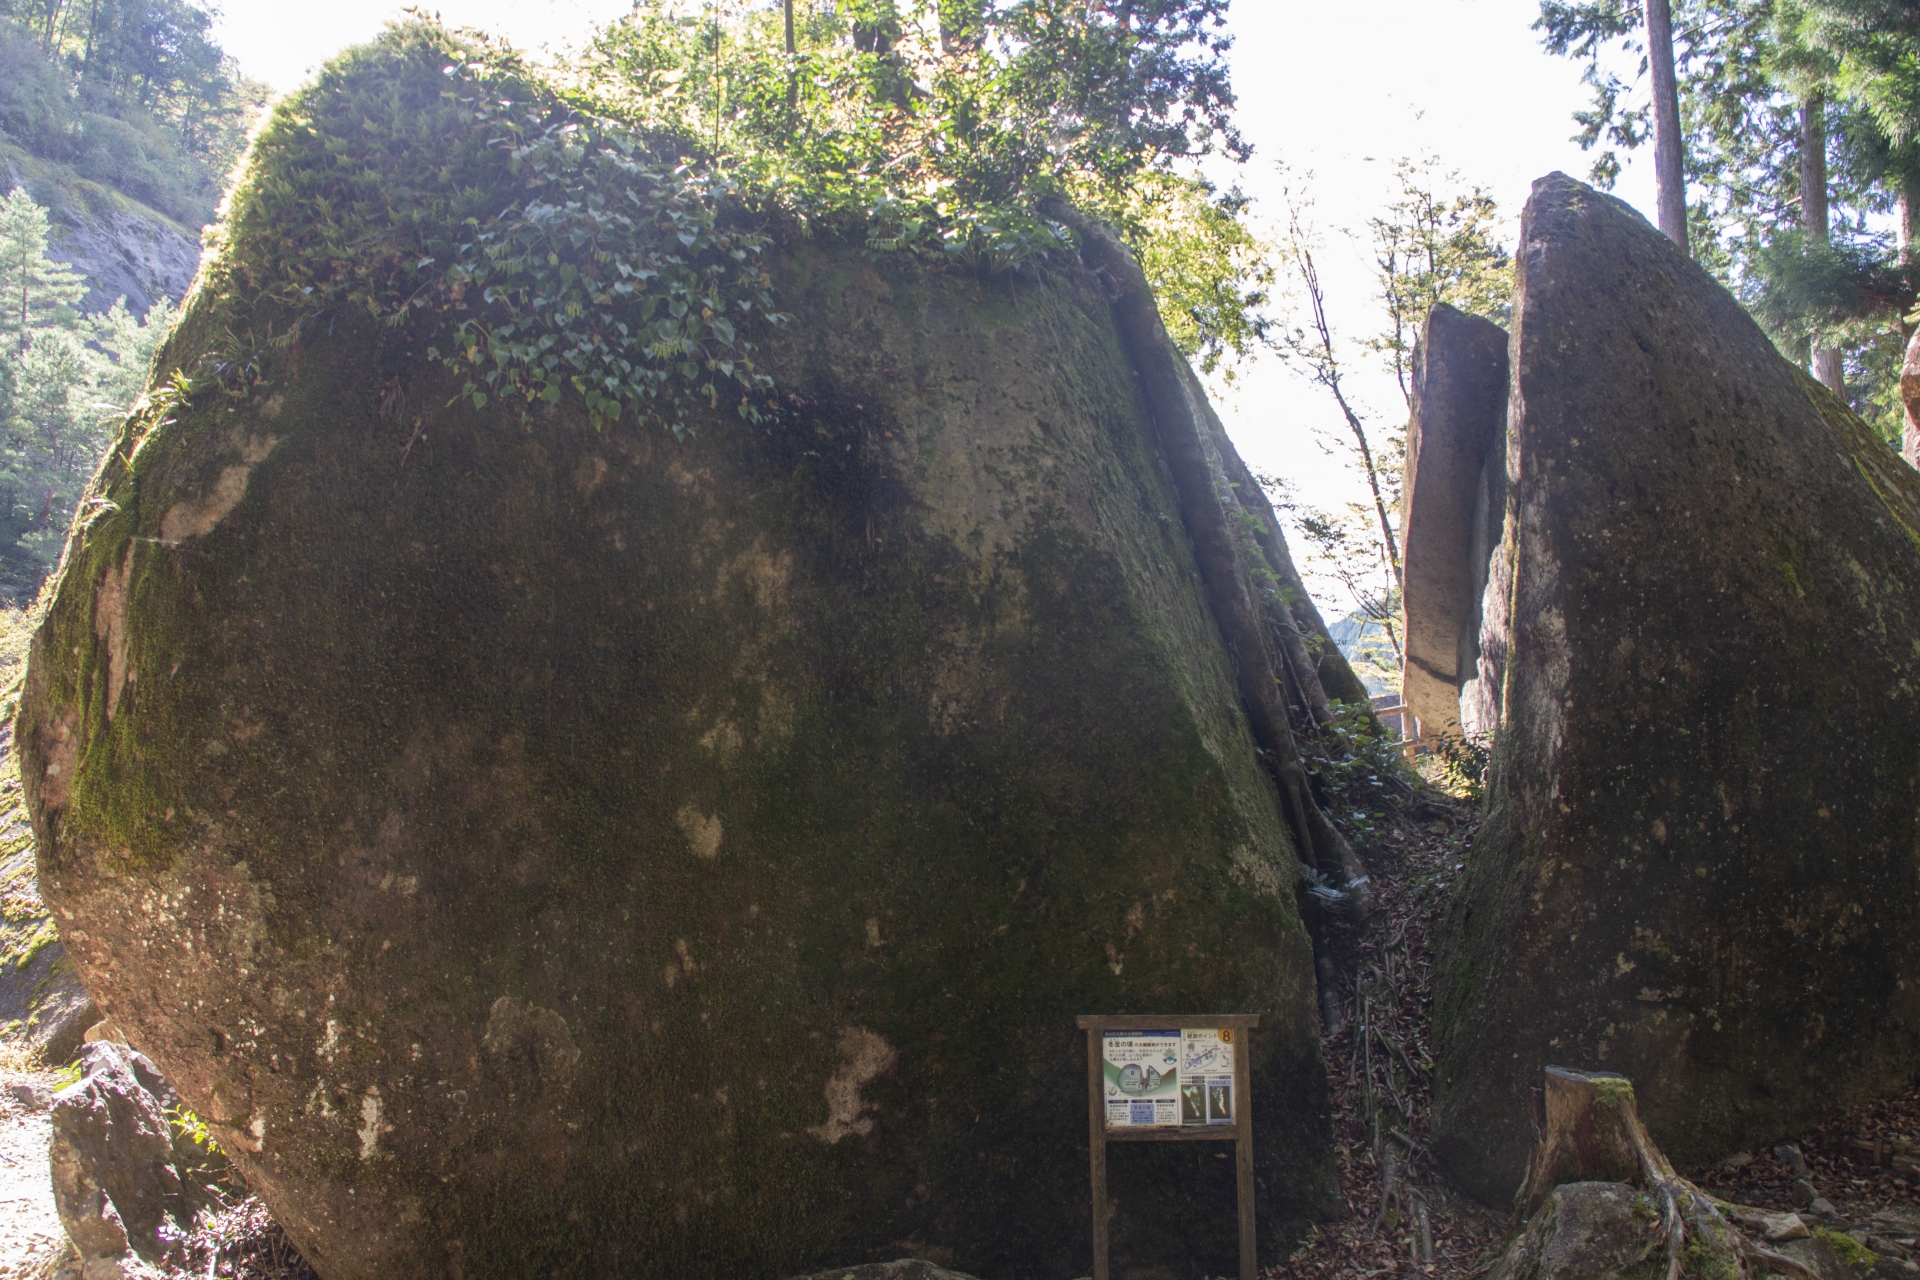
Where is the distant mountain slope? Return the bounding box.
[4,141,199,315]
[0,9,258,317]
[1326,613,1395,696]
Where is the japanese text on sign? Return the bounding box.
[1101,1027,1235,1129]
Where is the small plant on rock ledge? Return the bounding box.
[1304,699,1414,846]
[1421,731,1490,804]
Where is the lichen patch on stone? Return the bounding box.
[358,1086,384,1160]
[572,455,609,495]
[482,995,581,1092]
[158,432,277,543]
[697,720,742,756]
[808,1026,897,1144]
[34,706,77,811]
[93,543,134,724]
[675,805,722,860]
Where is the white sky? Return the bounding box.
[211,0,1662,613]
[1208,0,1658,613]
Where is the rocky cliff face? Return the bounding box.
[12,38,1357,1278]
[6,149,200,314]
[50,197,198,315]
[1428,173,1920,1205]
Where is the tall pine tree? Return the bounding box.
[0,189,88,353]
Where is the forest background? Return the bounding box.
[0,0,1910,695]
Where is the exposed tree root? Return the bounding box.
[1516,1067,1828,1280]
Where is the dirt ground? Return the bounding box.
[0,1067,72,1280]
[1266,797,1508,1280]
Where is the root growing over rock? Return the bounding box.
[1516,1067,1825,1280]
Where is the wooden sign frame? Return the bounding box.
[1077,1014,1259,1280]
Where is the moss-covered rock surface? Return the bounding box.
[1431,173,1920,1205]
[16,29,1337,1280]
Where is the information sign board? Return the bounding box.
[1100,1027,1240,1129]
[1101,1029,1181,1127]
[1180,1027,1235,1125]
[1078,1014,1257,1280]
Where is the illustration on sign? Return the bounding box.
[1102,1027,1237,1128]
[1101,1030,1181,1128]
[1181,1028,1234,1125]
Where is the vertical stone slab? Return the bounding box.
[1432,173,1920,1205]
[1400,304,1509,739]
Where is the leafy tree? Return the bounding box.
[92,293,173,414]
[8,326,97,541]
[1274,161,1513,687]
[0,187,171,589]
[578,0,1267,371]
[1366,158,1513,405]
[1536,0,1918,437]
[1789,0,1920,162]
[1130,172,1273,379]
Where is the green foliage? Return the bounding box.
[0,0,265,227]
[165,1103,241,1207]
[0,187,86,345]
[574,1,1265,368]
[1534,0,1919,441]
[1130,172,1273,378]
[217,25,779,433]
[1750,225,1912,333]
[580,0,1244,210]
[167,1103,220,1152]
[1785,0,1920,149]
[1422,732,1490,802]
[0,188,172,593]
[426,101,781,430]
[212,7,1268,436]
[1366,156,1513,403]
[1301,699,1412,844]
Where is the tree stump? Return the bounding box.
[1511,1068,1822,1280]
[1516,1068,1660,1218]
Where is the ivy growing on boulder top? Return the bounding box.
[430,92,778,432]
[212,27,779,433]
[206,3,1271,434]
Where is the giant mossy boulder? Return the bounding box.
[16,30,1345,1280]
[1430,173,1920,1205]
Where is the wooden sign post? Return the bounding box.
[1077,1014,1259,1280]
